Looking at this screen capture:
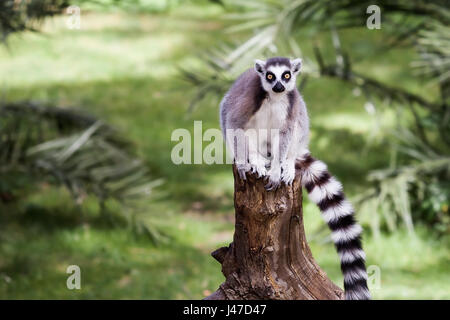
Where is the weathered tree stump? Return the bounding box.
[205,164,343,300]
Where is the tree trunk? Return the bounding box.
[205,164,343,300]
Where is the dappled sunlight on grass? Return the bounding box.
[0,197,230,299]
[0,12,222,88]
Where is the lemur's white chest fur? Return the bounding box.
[245,95,289,157]
[245,95,289,131]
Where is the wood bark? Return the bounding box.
[205,164,343,300]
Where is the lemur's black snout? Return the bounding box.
[272,81,285,93]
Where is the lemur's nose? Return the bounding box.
[272,81,285,93]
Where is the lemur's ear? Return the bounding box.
[254,59,266,74]
[291,58,302,74]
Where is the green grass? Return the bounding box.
[0,6,448,299]
[0,189,230,299]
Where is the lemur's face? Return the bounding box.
[254,58,302,94]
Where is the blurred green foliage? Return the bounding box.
[0,101,162,242]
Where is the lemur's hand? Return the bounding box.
[248,155,267,178]
[281,161,296,186]
[235,162,250,180]
[265,165,281,191]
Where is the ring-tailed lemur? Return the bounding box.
[219,57,370,300]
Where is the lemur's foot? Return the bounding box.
[236,163,251,180]
[265,166,281,191]
[249,157,267,178]
[281,162,296,186]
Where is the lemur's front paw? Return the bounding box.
[249,157,267,178]
[281,162,296,186]
[236,163,251,180]
[265,166,281,191]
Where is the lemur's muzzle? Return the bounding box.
[272,81,285,93]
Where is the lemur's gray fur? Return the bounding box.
[219,57,371,300]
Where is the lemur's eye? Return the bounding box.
[267,74,273,80]
[284,73,290,79]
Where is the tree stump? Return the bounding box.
[205,164,344,300]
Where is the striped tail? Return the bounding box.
[297,153,371,300]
